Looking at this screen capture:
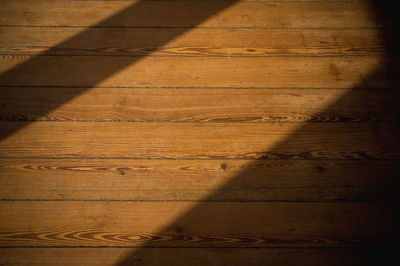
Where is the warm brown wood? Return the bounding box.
[0,201,396,247]
[0,27,393,57]
[0,0,398,264]
[0,0,387,28]
[1,88,399,122]
[0,158,398,201]
[0,247,387,266]
[0,56,393,88]
[1,122,399,159]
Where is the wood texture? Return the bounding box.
[0,56,394,88]
[1,0,399,264]
[0,0,386,28]
[1,27,395,57]
[0,201,396,247]
[0,159,398,201]
[1,88,399,122]
[0,247,389,266]
[1,122,399,159]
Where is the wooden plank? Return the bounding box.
[1,122,399,159]
[0,201,396,247]
[0,56,392,88]
[1,88,399,122]
[0,27,392,57]
[0,159,398,201]
[0,0,386,28]
[0,247,388,266]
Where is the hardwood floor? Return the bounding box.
[0,0,399,265]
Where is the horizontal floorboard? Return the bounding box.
[0,201,396,247]
[1,122,399,159]
[0,247,391,266]
[1,88,399,122]
[0,56,394,88]
[0,27,394,57]
[0,159,398,201]
[0,1,387,28]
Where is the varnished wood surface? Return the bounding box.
[1,122,399,159]
[0,0,399,264]
[0,159,398,201]
[1,27,396,57]
[0,0,390,28]
[0,247,387,266]
[0,56,393,88]
[0,201,396,247]
[1,88,399,122]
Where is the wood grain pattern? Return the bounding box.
[1,88,399,122]
[0,247,388,266]
[0,56,393,88]
[0,0,399,263]
[0,159,398,201]
[1,27,394,57]
[1,122,399,159]
[0,201,396,247]
[0,0,387,28]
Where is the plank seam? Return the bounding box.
[1,25,397,30]
[0,157,398,160]
[1,86,398,90]
[0,54,387,58]
[0,246,359,249]
[0,199,394,203]
[1,120,399,124]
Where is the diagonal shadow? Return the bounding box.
[114,82,400,264]
[114,0,400,265]
[0,0,399,265]
[0,0,237,141]
[114,80,400,265]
